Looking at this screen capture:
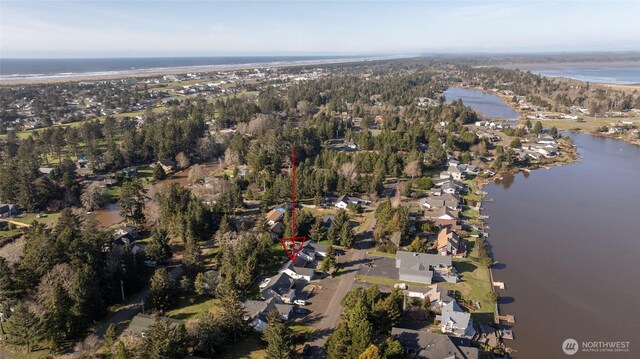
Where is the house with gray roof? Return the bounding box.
[404,284,454,309]
[242,297,293,332]
[423,193,460,210]
[260,272,296,304]
[395,251,458,284]
[437,301,476,338]
[0,204,19,218]
[391,327,478,359]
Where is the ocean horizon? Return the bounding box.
[0,55,368,82]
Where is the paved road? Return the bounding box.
[93,266,183,337]
[306,247,367,358]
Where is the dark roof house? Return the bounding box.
[391,327,478,359]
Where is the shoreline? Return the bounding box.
[0,55,410,86]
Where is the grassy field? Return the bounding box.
[540,115,640,131]
[12,212,62,227]
[366,250,396,258]
[166,295,220,321]
[440,238,496,324]
[219,335,266,359]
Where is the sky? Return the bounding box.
[1,0,639,58]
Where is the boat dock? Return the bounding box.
[498,314,516,324]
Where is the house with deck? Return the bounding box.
[242,298,294,332]
[437,228,466,257]
[395,251,458,284]
[260,272,296,304]
[437,301,476,338]
[391,327,478,359]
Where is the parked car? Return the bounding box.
[294,299,307,306]
[294,308,310,315]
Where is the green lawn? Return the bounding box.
[12,212,62,227]
[219,335,266,359]
[439,238,496,324]
[166,295,220,321]
[355,274,429,288]
[0,227,24,238]
[366,250,396,258]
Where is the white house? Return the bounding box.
[334,194,361,209]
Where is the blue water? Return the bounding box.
[536,65,640,84]
[444,87,520,119]
[0,56,354,81]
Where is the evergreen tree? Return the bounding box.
[383,338,403,359]
[104,323,119,351]
[533,121,544,134]
[6,304,43,353]
[218,291,247,342]
[188,311,225,357]
[145,228,172,264]
[320,245,337,274]
[142,319,188,359]
[340,222,355,247]
[326,321,351,359]
[348,301,373,358]
[118,179,146,224]
[148,268,177,313]
[263,310,296,359]
[309,218,325,242]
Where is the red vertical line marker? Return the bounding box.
[291,148,296,237]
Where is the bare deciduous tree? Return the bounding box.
[175,152,190,169]
[404,160,422,178]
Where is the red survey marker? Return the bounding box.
[280,148,307,261]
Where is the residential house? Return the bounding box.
[112,225,138,246]
[436,179,464,195]
[343,141,358,151]
[537,134,556,144]
[127,314,183,337]
[395,251,458,284]
[458,164,480,176]
[437,301,476,337]
[423,207,461,230]
[265,208,285,227]
[242,298,294,332]
[39,167,55,175]
[321,215,335,229]
[404,284,454,309]
[437,228,466,257]
[157,159,177,173]
[122,166,138,178]
[422,193,460,210]
[334,194,361,209]
[391,327,479,359]
[260,272,296,304]
[0,204,19,218]
[281,240,324,281]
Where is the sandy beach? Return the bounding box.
[0,55,410,86]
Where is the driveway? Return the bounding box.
[305,248,367,358]
[93,265,184,337]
